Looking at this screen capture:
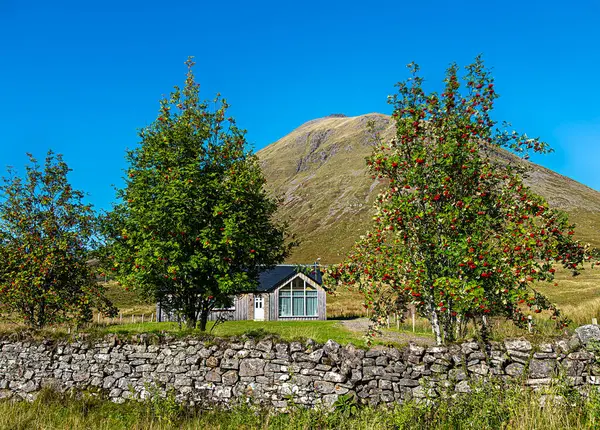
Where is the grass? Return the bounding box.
[327,286,368,319]
[3,381,600,429]
[100,320,366,346]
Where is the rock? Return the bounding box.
[239,359,265,377]
[469,351,486,360]
[568,351,594,361]
[324,372,345,383]
[289,342,303,353]
[413,386,437,398]
[455,380,471,393]
[321,393,339,407]
[461,341,480,354]
[256,339,273,353]
[323,340,340,357]
[397,379,419,387]
[204,370,222,383]
[575,325,600,345]
[19,380,37,393]
[568,334,582,351]
[379,379,393,390]
[526,378,552,386]
[426,346,448,354]
[350,369,363,382]
[220,358,240,370]
[314,381,336,394]
[342,344,365,368]
[375,356,389,366]
[408,344,425,357]
[564,360,585,377]
[587,376,600,385]
[505,363,525,377]
[528,360,555,379]
[221,370,238,385]
[467,363,489,376]
[448,369,467,381]
[308,349,324,363]
[430,364,449,373]
[505,339,532,353]
[380,390,394,402]
[174,375,192,387]
[214,386,232,398]
[363,366,385,379]
[206,356,220,368]
[275,343,289,355]
[72,371,90,382]
[108,388,122,398]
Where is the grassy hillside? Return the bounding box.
[258,114,600,263]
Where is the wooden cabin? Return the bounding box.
[156,265,327,322]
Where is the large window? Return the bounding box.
[278,276,318,317]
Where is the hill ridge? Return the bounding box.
[258,114,600,263]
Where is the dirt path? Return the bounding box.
[340,318,435,346]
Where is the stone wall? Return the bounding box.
[2,325,600,408]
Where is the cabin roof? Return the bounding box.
[256,265,323,292]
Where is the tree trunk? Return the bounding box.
[184,304,197,329]
[429,304,443,345]
[198,309,209,332]
[185,318,196,330]
[444,315,454,343]
[480,315,490,342]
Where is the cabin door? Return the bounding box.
[254,295,265,321]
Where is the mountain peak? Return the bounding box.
[258,115,600,263]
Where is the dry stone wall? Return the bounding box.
[2,325,600,408]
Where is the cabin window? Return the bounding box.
[278,276,318,317]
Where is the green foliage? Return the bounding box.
[144,384,183,425]
[332,393,359,418]
[326,57,597,344]
[0,151,116,328]
[102,58,294,330]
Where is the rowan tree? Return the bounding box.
[0,151,115,328]
[325,57,596,345]
[103,58,293,331]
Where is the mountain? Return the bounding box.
[257,114,600,263]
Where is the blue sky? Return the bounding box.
[1,0,599,211]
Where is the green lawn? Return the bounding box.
[101,320,368,346]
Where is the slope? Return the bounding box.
[257,114,600,264]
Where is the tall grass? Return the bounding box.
[2,382,600,430]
